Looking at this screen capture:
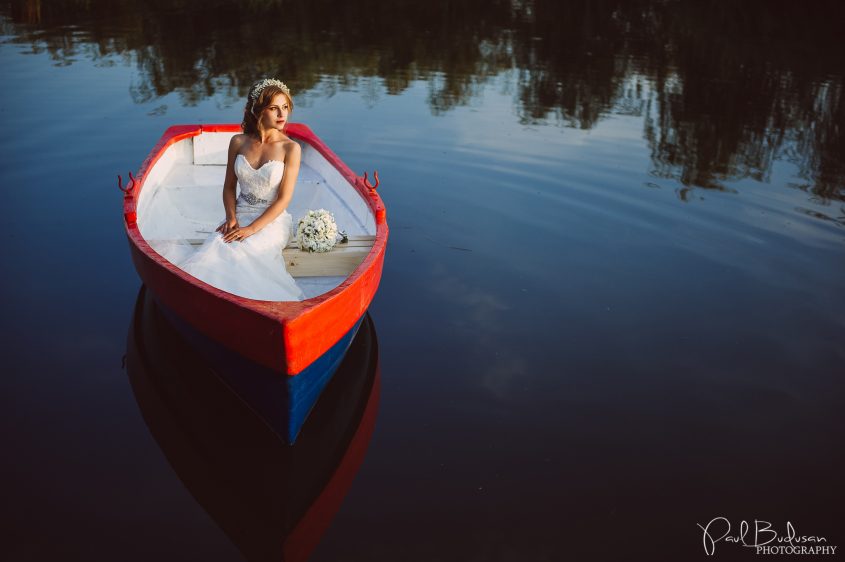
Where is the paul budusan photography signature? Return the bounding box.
[697,517,837,556]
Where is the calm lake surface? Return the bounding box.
[2,1,844,560]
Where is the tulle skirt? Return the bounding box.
[179,206,305,302]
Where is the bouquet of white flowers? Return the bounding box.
[295,209,345,252]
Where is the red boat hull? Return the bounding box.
[123,123,388,376]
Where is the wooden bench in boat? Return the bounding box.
[185,234,375,277]
[282,235,374,277]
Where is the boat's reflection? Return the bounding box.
[126,285,380,562]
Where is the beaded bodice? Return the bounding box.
[235,153,285,208]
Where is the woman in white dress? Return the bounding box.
[180,79,306,301]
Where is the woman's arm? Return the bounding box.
[216,135,243,235]
[223,140,301,241]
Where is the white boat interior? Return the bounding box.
[136,131,377,299]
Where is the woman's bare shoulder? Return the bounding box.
[281,137,301,156]
[229,133,249,148]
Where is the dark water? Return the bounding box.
[2,1,844,560]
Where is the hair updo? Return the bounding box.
[241,81,294,135]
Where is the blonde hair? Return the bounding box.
[241,83,294,135]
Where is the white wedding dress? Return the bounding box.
[178,154,306,301]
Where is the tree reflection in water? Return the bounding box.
[3,0,843,208]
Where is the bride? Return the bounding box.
[179,79,306,301]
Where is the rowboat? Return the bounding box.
[126,286,380,561]
[120,123,387,442]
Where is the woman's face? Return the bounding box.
[258,93,291,133]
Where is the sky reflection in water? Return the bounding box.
[3,0,844,208]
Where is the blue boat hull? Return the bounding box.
[152,288,365,443]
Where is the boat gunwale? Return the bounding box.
[122,123,388,375]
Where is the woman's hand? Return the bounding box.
[222,224,256,243]
[216,217,239,236]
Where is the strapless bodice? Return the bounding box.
[235,153,285,207]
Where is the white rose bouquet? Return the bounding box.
[295,209,345,252]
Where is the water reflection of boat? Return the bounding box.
[126,285,380,562]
